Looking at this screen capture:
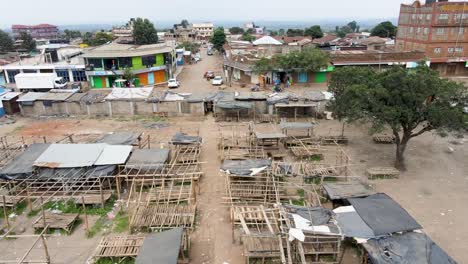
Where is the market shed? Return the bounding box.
[95,132,142,145]
[0,92,22,114]
[215,101,253,122]
[323,181,376,202]
[221,159,272,176]
[35,92,75,116]
[274,102,318,120]
[348,193,422,236]
[363,232,457,264]
[124,148,170,172]
[0,143,50,180]
[171,132,202,145]
[135,228,187,264]
[17,92,48,116]
[279,121,314,138]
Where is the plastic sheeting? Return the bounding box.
[0,143,50,180]
[221,159,271,176]
[363,232,457,264]
[125,149,170,171]
[349,193,422,236]
[283,204,333,226]
[95,132,141,145]
[171,132,202,145]
[135,228,183,264]
[334,206,375,239]
[323,181,376,200]
[216,101,252,110]
[279,122,314,130]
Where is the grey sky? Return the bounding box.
[1,0,413,26]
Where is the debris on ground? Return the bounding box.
[143,122,170,129]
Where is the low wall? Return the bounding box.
[20,100,206,118]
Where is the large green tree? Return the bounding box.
[253,47,329,73]
[0,30,14,52]
[330,66,467,170]
[19,32,36,51]
[229,27,244,35]
[241,32,256,42]
[133,18,158,45]
[371,21,397,38]
[286,29,304,37]
[63,29,82,40]
[210,27,226,52]
[84,32,113,46]
[305,25,324,39]
[177,41,200,53]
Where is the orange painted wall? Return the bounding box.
[101,76,107,88]
[138,73,148,86]
[154,70,166,83]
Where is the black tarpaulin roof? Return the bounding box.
[135,228,183,264]
[221,159,271,176]
[0,143,50,180]
[171,132,202,145]
[363,232,457,264]
[348,193,422,236]
[95,132,141,145]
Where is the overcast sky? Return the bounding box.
[1,0,414,26]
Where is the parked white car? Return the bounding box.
[167,78,180,88]
[212,76,223,86]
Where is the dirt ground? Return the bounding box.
[0,51,466,263]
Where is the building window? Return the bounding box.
[412,14,416,20]
[6,70,20,83]
[55,69,70,82]
[417,27,421,34]
[23,69,37,73]
[426,14,432,21]
[448,47,454,53]
[418,14,423,20]
[454,14,461,22]
[459,28,464,34]
[436,28,445,35]
[438,14,449,20]
[72,70,87,82]
[455,47,464,53]
[141,55,156,67]
[410,27,414,33]
[87,59,103,69]
[118,57,132,68]
[434,48,441,54]
[424,28,429,35]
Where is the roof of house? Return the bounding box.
[0,144,51,180]
[253,36,283,46]
[17,92,48,102]
[12,24,57,29]
[104,87,153,101]
[273,36,312,45]
[330,50,425,65]
[312,34,341,44]
[0,92,22,101]
[36,92,75,101]
[82,42,173,58]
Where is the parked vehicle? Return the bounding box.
[167,78,180,89]
[204,71,215,79]
[14,73,71,92]
[207,49,213,56]
[212,76,223,86]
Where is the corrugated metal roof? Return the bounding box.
[17,92,48,102]
[37,92,74,101]
[83,43,173,58]
[105,88,153,101]
[34,144,105,168]
[0,92,22,101]
[94,145,132,166]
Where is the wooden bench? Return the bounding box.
[373,135,395,144]
[366,167,400,180]
[33,213,80,234]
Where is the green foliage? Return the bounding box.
[241,32,256,42]
[253,47,329,73]
[0,29,14,52]
[304,25,324,39]
[112,212,129,233]
[96,257,135,264]
[133,17,158,45]
[86,217,107,238]
[278,29,285,36]
[371,21,397,38]
[19,32,36,51]
[335,21,360,38]
[63,29,82,40]
[330,66,467,169]
[347,21,359,32]
[43,195,116,216]
[246,28,255,34]
[122,67,135,83]
[210,27,226,52]
[1,201,27,218]
[286,28,304,37]
[84,32,113,46]
[229,26,244,35]
[177,41,200,53]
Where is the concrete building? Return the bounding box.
[193,23,214,41]
[82,42,176,88]
[0,45,87,86]
[166,24,197,42]
[12,24,59,39]
[396,0,468,76]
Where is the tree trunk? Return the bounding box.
[394,132,411,171]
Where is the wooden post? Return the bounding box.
[68,135,74,143]
[40,197,47,232]
[81,197,89,233]
[41,235,51,263]
[2,195,10,229]
[116,176,121,200]
[147,134,151,149]
[99,180,105,208]
[26,186,33,212]
[43,136,47,143]
[341,122,345,137]
[138,136,142,149]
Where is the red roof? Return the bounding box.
[273,36,311,44]
[12,24,57,29]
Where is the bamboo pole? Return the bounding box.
[40,235,51,263]
[82,197,89,233]
[3,195,10,229]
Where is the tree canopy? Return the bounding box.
[304,25,324,39]
[229,27,244,34]
[371,21,397,38]
[241,32,256,42]
[0,30,14,52]
[84,32,113,46]
[177,41,200,53]
[330,66,467,170]
[63,29,82,40]
[286,29,304,37]
[335,21,360,37]
[133,17,158,45]
[210,27,226,52]
[253,47,329,74]
[19,32,36,51]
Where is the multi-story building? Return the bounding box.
[396,0,468,76]
[12,24,59,39]
[83,42,176,88]
[0,45,87,86]
[192,23,214,41]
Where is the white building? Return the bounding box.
[0,46,87,86]
[192,23,214,41]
